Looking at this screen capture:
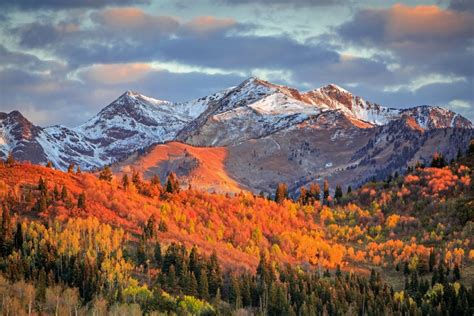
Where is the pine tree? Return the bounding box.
[99,165,113,182]
[158,220,168,232]
[431,153,447,168]
[189,273,198,297]
[61,185,68,201]
[323,179,330,202]
[77,192,86,209]
[453,264,461,281]
[132,171,141,187]
[347,185,352,194]
[53,184,60,201]
[67,163,75,173]
[122,174,130,190]
[309,182,321,201]
[76,166,81,174]
[429,250,436,272]
[189,245,199,276]
[334,185,343,203]
[46,161,53,168]
[38,177,47,195]
[14,222,23,250]
[154,242,162,266]
[36,194,47,213]
[274,183,288,204]
[198,267,209,300]
[165,172,180,193]
[144,215,157,240]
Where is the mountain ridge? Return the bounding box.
[0,77,472,193]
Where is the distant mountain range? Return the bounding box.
[1,77,472,193]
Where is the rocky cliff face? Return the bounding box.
[1,77,472,193]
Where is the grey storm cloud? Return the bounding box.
[215,0,345,6]
[449,0,474,12]
[0,0,150,9]
[336,4,474,77]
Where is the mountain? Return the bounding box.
[1,77,472,192]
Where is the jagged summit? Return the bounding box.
[0,77,472,173]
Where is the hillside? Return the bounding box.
[112,142,246,194]
[0,143,473,313]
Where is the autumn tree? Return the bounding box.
[274,183,288,204]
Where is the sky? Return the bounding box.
[0,0,472,126]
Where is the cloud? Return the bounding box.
[336,4,474,76]
[0,0,150,10]
[182,16,237,35]
[215,0,344,7]
[77,63,153,84]
[449,0,474,12]
[91,7,180,37]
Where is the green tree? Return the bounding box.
[165,172,180,193]
[67,163,75,173]
[99,165,113,182]
[122,174,130,190]
[77,192,86,210]
[334,185,343,203]
[323,179,330,202]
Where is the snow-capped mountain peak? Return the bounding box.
[0,78,471,170]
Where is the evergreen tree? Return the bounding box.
[61,185,68,201]
[53,184,60,201]
[67,163,75,173]
[334,185,343,203]
[165,172,180,193]
[158,220,168,232]
[36,194,47,213]
[38,177,47,195]
[198,267,209,300]
[429,250,436,273]
[144,215,157,240]
[76,166,81,174]
[431,153,447,168]
[309,182,321,201]
[154,242,162,266]
[323,179,330,202]
[99,166,113,182]
[14,222,23,250]
[132,171,141,187]
[347,185,352,194]
[46,161,53,168]
[453,264,461,281]
[122,174,130,190]
[77,192,86,210]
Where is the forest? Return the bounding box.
[0,141,472,315]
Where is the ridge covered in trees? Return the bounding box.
[0,141,472,314]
